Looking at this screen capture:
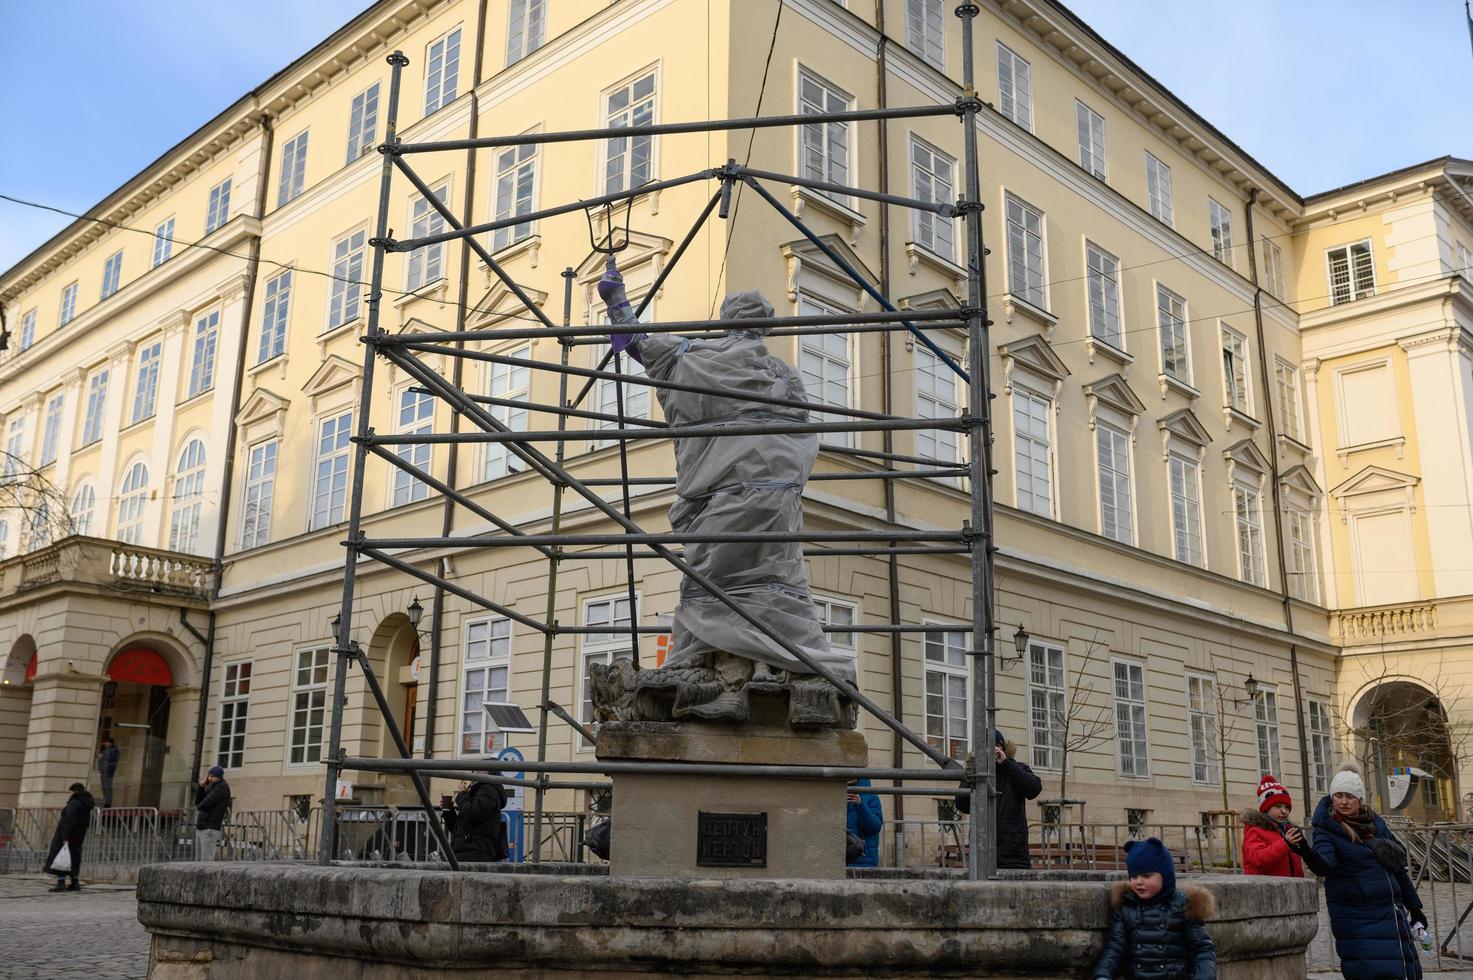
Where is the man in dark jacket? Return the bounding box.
[95,737,119,809]
[959,729,1044,868]
[44,783,95,892]
[194,766,232,861]
[443,779,509,863]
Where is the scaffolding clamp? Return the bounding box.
[954,94,984,117]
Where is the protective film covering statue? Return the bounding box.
[588,256,856,729]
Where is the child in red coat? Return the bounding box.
[1242,775,1324,877]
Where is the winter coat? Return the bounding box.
[1092,883,1217,980]
[447,782,509,863]
[846,778,884,867]
[195,779,232,831]
[954,742,1044,869]
[97,745,119,777]
[44,789,95,877]
[1240,808,1327,878]
[1310,795,1424,980]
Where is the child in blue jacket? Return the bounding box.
[1092,837,1216,980]
[846,778,883,867]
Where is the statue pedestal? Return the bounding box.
[595,721,868,879]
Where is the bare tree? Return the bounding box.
[1209,676,1252,813]
[0,448,77,552]
[1050,631,1115,804]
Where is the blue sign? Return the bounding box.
[496,746,526,862]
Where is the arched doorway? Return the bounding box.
[1352,679,1459,822]
[0,637,37,809]
[99,645,177,809]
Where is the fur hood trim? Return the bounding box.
[1108,881,1216,921]
[1241,808,1285,830]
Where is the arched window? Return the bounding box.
[117,461,150,545]
[169,439,207,553]
[70,483,96,537]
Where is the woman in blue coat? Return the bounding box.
[1311,761,1425,980]
[846,778,883,867]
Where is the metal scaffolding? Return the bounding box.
[322,3,1001,879]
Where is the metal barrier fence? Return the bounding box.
[882,818,1245,873]
[1390,822,1473,967]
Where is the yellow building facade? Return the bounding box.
[1,0,1470,845]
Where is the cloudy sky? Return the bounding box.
[2,1,1470,272]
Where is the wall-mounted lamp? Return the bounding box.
[407,596,425,630]
[1012,624,1030,659]
[330,614,342,646]
[1228,672,1262,708]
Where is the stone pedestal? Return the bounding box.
[596,721,868,879]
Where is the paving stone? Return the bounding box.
[0,874,148,979]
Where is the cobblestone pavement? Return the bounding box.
[1308,879,1473,976]
[0,874,149,980]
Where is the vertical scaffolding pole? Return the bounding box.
[532,268,577,861]
[321,50,410,864]
[957,2,999,881]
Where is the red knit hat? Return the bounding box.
[1256,774,1292,813]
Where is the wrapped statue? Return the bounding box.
[588,257,856,729]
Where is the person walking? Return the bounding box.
[194,766,232,861]
[443,778,509,863]
[43,782,95,892]
[1312,760,1425,980]
[95,737,119,809]
[1241,774,1326,878]
[845,777,884,867]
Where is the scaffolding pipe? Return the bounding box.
[360,530,965,548]
[731,164,956,215]
[366,416,965,445]
[344,756,965,781]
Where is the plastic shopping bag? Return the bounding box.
[50,842,72,874]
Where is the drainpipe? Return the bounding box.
[874,0,908,854]
[426,0,490,759]
[189,111,275,784]
[1244,188,1313,808]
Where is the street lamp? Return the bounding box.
[407,596,424,630]
[1012,624,1030,659]
[330,614,342,646]
[1229,672,1261,708]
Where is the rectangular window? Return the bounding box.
[328,229,367,329]
[1208,198,1233,266]
[59,282,78,326]
[1096,423,1133,545]
[798,297,853,447]
[1327,240,1376,305]
[581,595,636,728]
[1234,483,1266,586]
[483,347,530,480]
[924,628,968,759]
[81,370,109,445]
[995,42,1032,131]
[1308,698,1334,794]
[1457,242,1473,284]
[345,84,380,163]
[241,440,277,549]
[259,270,291,363]
[392,388,434,505]
[101,250,123,299]
[406,183,449,290]
[40,395,64,466]
[205,178,232,234]
[1288,507,1319,603]
[1075,101,1106,179]
[1085,242,1122,349]
[1274,357,1302,441]
[1157,284,1190,383]
[1145,152,1173,225]
[595,341,651,445]
[1005,193,1046,308]
[131,340,162,423]
[604,70,657,195]
[506,0,545,64]
[425,27,462,115]
[492,144,537,251]
[4,418,24,478]
[311,411,352,529]
[1185,673,1219,784]
[1262,238,1285,298]
[1254,688,1283,777]
[915,342,960,466]
[911,138,955,260]
[19,309,36,351]
[188,310,219,398]
[461,617,512,754]
[288,648,329,765]
[1028,641,1065,770]
[1169,453,1205,568]
[906,0,944,68]
[217,662,251,769]
[813,596,858,657]
[152,217,175,268]
[1013,387,1052,517]
[1220,324,1250,414]
[1112,659,1149,777]
[798,69,852,205]
[277,130,309,207]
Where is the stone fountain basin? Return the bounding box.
[137,863,1316,979]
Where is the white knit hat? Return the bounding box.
[1329,760,1366,801]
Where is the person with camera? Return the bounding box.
[1311,761,1425,980]
[441,778,509,864]
[845,778,884,867]
[1241,775,1326,878]
[194,765,232,861]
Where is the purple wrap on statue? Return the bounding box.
[597,257,644,361]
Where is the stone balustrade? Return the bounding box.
[1333,602,1439,643]
[0,535,213,600]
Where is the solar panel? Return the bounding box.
[483,702,535,733]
